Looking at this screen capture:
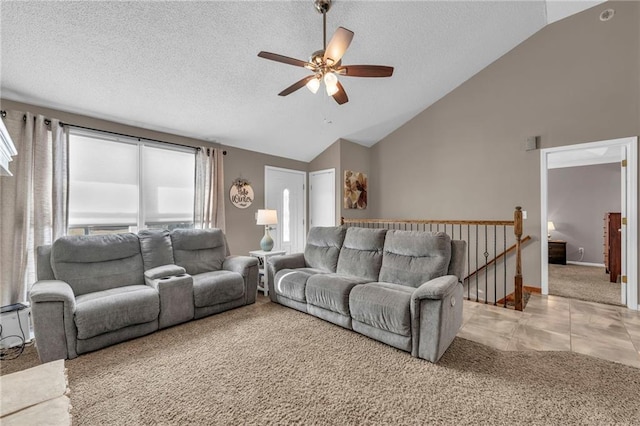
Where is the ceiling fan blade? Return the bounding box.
[258,51,310,68]
[324,27,354,64]
[332,81,349,105]
[338,65,394,78]
[278,75,316,97]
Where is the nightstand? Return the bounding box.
[548,240,567,265]
[249,250,286,296]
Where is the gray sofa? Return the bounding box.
[29,228,258,362]
[268,226,466,362]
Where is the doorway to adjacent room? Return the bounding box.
[540,137,638,310]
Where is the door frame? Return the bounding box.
[264,165,307,251]
[309,168,336,227]
[540,137,638,310]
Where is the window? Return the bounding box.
[68,129,195,235]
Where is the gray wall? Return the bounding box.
[548,163,621,264]
[368,1,639,292]
[340,140,371,221]
[309,138,373,224]
[0,99,308,256]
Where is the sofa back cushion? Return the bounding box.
[51,233,144,296]
[379,230,452,288]
[336,228,386,280]
[171,229,228,275]
[138,229,175,270]
[304,226,347,272]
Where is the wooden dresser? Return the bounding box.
[603,212,621,283]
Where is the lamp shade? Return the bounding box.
[257,209,278,225]
[548,221,555,231]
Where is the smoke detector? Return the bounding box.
[599,9,615,22]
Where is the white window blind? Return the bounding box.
[69,134,138,226]
[68,129,195,232]
[142,145,195,225]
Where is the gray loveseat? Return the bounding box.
[268,226,466,362]
[29,228,258,362]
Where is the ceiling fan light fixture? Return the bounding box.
[306,77,321,94]
[324,72,337,86]
[326,82,339,96]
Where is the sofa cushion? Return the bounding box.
[349,282,413,337]
[51,234,144,297]
[75,285,159,339]
[138,229,175,271]
[192,271,244,308]
[336,228,386,281]
[274,268,327,303]
[379,231,452,288]
[306,274,371,316]
[171,229,228,275]
[304,226,347,272]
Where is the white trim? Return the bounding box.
[540,137,638,311]
[566,261,606,268]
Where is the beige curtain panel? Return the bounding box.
[0,110,68,306]
[194,147,225,232]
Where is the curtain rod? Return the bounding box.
[0,110,226,155]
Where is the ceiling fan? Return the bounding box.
[258,0,394,105]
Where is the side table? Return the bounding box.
[249,249,286,296]
[548,240,567,265]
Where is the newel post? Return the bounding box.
[514,206,523,311]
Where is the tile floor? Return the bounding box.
[458,294,640,368]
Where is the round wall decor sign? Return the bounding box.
[229,178,254,209]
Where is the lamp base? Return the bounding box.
[260,228,274,251]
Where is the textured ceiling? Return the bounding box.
[0,1,600,162]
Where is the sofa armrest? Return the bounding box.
[29,280,78,362]
[411,275,459,301]
[410,275,463,362]
[29,280,76,306]
[266,253,306,302]
[269,253,306,272]
[222,255,259,276]
[144,264,186,281]
[223,256,259,305]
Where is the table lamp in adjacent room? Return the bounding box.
[257,209,278,251]
[547,221,555,239]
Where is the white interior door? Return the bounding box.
[620,147,627,305]
[310,168,336,227]
[265,166,306,254]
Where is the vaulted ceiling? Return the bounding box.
[1,1,603,161]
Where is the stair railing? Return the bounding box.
[341,206,528,310]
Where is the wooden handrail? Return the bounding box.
[464,235,532,281]
[341,218,515,226]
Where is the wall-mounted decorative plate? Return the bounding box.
[230,178,254,209]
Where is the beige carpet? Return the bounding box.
[549,263,623,306]
[2,298,639,425]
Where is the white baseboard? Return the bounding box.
[566,261,605,268]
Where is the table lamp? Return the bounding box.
[547,221,555,240]
[257,209,278,251]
